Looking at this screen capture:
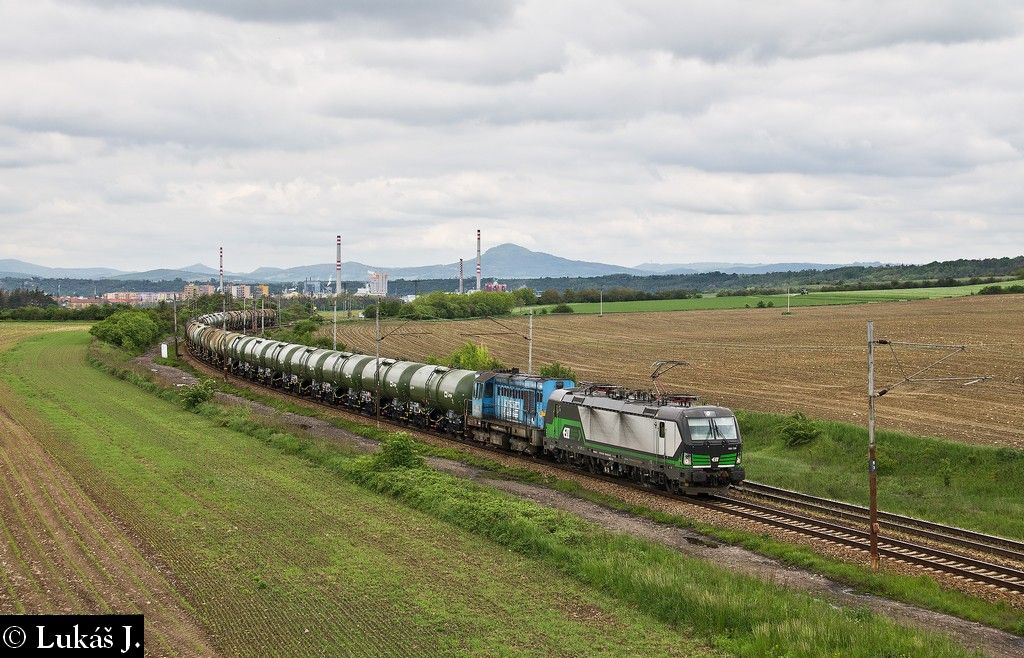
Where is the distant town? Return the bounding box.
[57,271,512,309]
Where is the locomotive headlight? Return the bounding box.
[736,454,741,465]
[683,453,691,466]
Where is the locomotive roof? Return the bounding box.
[553,389,733,419]
[476,371,567,385]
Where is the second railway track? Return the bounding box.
[732,481,1024,563]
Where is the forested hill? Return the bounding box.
[388,255,1024,295]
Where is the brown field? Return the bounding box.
[0,324,214,655]
[327,295,1024,448]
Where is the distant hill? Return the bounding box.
[467,243,645,278]
[248,261,377,282]
[0,259,125,279]
[104,268,222,282]
[2,246,1016,288]
[242,244,645,283]
[182,263,218,275]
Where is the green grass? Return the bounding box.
[0,329,716,657]
[737,410,1024,539]
[513,279,1024,315]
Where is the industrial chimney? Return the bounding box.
[476,229,482,292]
[459,258,464,294]
[336,235,342,296]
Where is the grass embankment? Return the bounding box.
[190,365,1024,638]
[738,411,1024,540]
[513,279,1024,315]
[1,330,714,657]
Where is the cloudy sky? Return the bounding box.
[1,0,1022,272]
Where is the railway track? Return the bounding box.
[181,347,1024,596]
[733,481,1024,562]
[696,496,1024,594]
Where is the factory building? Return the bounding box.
[356,271,389,297]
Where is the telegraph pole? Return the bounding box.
[867,320,879,571]
[865,321,990,572]
[172,294,179,358]
[375,303,382,427]
[599,288,604,317]
[528,311,534,375]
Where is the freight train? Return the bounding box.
[186,310,744,493]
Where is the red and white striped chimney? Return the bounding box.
[336,235,342,295]
[475,229,482,292]
[459,258,464,294]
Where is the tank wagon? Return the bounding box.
[185,311,743,493]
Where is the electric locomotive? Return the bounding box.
[542,384,744,493]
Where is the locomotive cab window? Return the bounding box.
[658,422,665,438]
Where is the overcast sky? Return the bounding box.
[1,0,1022,272]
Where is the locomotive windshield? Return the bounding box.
[687,416,739,442]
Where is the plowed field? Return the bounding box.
[0,323,214,655]
[329,295,1024,447]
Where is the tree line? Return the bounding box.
[0,288,55,309]
[366,290,533,319]
[535,287,699,305]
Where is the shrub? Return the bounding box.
[89,310,162,353]
[756,300,766,308]
[978,284,1024,295]
[551,304,574,314]
[371,434,424,469]
[435,342,504,370]
[179,379,216,409]
[539,361,578,382]
[777,412,821,447]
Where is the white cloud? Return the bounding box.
[0,0,1021,272]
